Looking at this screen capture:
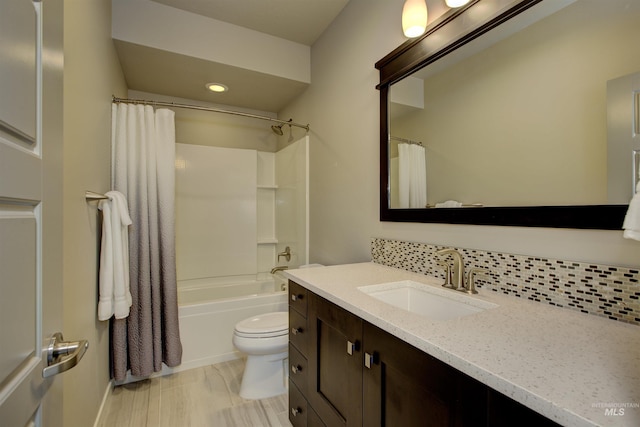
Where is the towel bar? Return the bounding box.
[85,191,108,201]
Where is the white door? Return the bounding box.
[0,1,82,426]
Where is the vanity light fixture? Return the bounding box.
[205,82,228,93]
[402,0,428,38]
[445,0,470,7]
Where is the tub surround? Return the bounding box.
[284,262,640,426]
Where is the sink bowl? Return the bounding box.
[358,280,497,321]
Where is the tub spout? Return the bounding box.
[270,266,288,274]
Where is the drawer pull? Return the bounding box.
[291,364,302,374]
[364,352,374,369]
[291,327,302,335]
[291,294,303,302]
[291,407,302,417]
[347,340,357,355]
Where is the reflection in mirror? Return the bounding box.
[387,0,640,210]
[389,136,427,208]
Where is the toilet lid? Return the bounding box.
[235,312,288,336]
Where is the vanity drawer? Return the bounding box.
[289,381,308,427]
[289,307,308,355]
[289,343,308,395]
[289,281,308,316]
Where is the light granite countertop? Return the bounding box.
[283,262,640,427]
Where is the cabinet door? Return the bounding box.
[308,294,363,427]
[363,323,487,427]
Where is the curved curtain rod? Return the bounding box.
[112,96,310,132]
[390,135,423,146]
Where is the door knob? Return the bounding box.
[42,332,89,378]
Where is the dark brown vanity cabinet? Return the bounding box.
[289,281,559,427]
[362,323,487,427]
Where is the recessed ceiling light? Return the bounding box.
[206,83,228,93]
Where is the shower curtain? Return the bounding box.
[110,103,182,381]
[398,143,427,208]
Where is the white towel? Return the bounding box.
[435,200,463,208]
[623,184,640,241]
[98,190,133,320]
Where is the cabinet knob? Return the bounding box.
[291,407,302,417]
[291,327,302,335]
[291,364,302,374]
[291,294,303,302]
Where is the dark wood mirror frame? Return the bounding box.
[375,0,627,229]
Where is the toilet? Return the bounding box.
[232,311,289,399]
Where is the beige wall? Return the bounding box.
[62,1,127,426]
[279,0,640,267]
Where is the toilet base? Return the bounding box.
[239,351,288,400]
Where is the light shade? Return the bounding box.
[445,0,471,7]
[402,0,428,38]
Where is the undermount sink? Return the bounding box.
[358,280,497,321]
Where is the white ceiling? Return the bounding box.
[114,0,350,113]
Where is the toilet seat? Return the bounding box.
[234,312,288,338]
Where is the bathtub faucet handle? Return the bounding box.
[278,246,291,262]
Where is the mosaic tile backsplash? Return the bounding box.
[371,238,640,326]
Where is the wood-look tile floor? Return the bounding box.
[97,358,292,427]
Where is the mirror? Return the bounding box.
[376,0,639,228]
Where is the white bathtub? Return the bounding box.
[175,275,288,372]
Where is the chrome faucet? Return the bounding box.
[436,248,465,291]
[270,265,288,274]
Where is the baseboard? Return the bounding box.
[92,379,114,427]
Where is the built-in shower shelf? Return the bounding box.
[258,238,278,245]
